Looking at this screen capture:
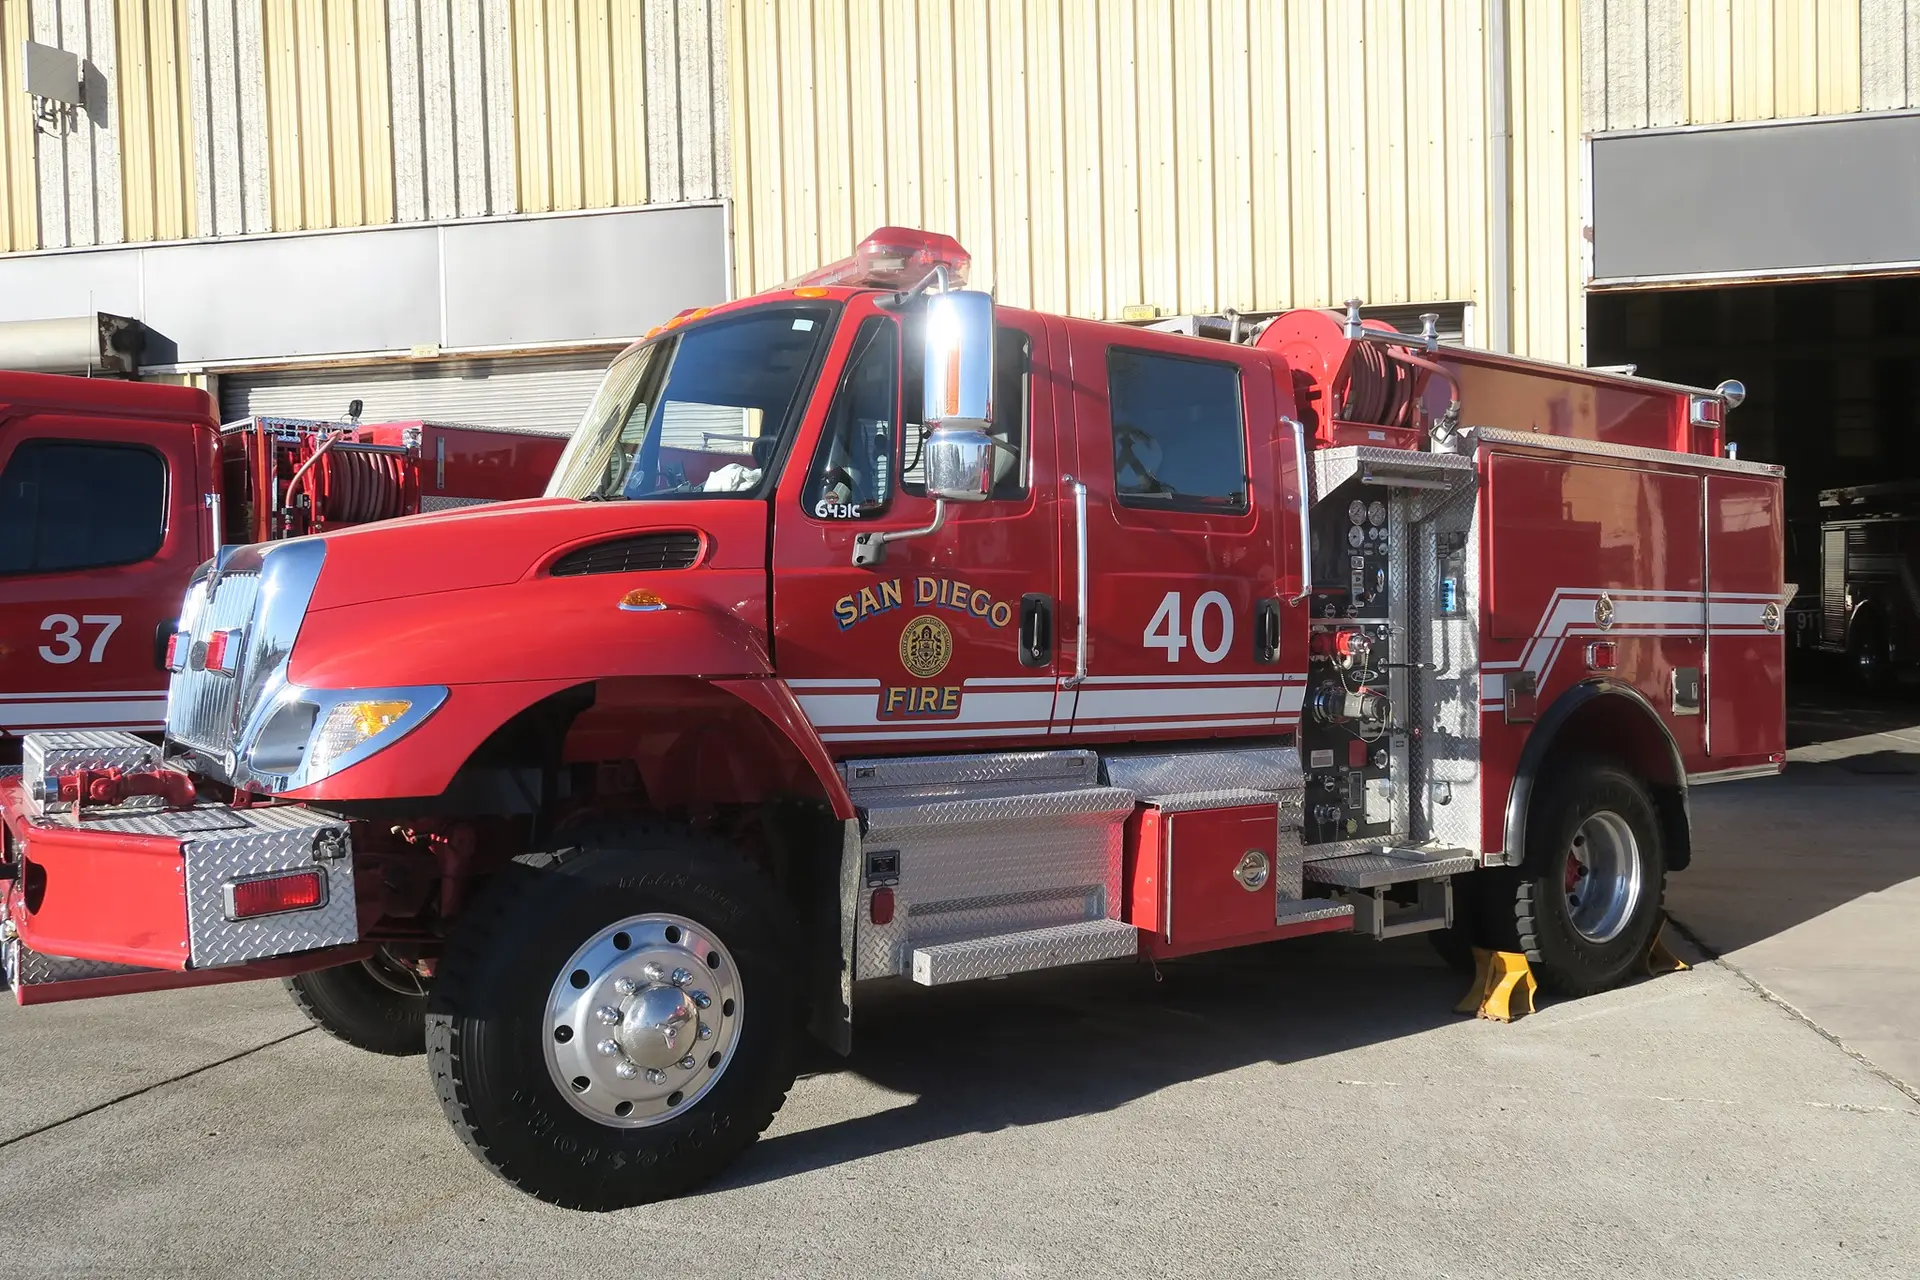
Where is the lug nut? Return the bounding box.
[596,1039,621,1057]
[690,991,712,1010]
[698,1024,714,1041]
[594,1006,621,1025]
[642,963,664,982]
[615,1061,639,1080]
[614,977,637,995]
[671,968,693,987]
[677,1055,697,1071]
[645,1068,667,1085]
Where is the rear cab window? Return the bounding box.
[1105,348,1249,516]
[0,439,168,574]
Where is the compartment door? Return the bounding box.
[1705,473,1786,767]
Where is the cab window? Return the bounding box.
[1106,349,1249,515]
[0,440,167,575]
[902,325,1031,499]
[804,317,899,519]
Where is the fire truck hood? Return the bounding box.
[301,497,752,613]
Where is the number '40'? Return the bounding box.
[1143,591,1233,664]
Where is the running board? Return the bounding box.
[909,919,1140,986]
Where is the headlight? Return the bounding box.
[240,685,447,790]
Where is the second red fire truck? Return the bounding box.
[0,228,1785,1209]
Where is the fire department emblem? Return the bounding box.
[899,615,954,679]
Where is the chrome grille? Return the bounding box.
[167,570,261,753]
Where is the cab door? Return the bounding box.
[0,411,209,740]
[1057,324,1295,742]
[772,305,1063,753]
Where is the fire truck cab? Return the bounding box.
[0,229,1787,1210]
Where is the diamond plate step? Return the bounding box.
[1302,846,1476,889]
[1275,897,1355,928]
[909,918,1140,986]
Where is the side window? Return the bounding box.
[804,317,899,519]
[1106,349,1249,514]
[0,440,167,575]
[903,325,1031,499]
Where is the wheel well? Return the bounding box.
[1507,682,1692,873]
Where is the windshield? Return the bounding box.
[547,303,838,500]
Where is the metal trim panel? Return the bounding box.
[1140,789,1288,815]
[909,919,1139,986]
[842,750,1101,805]
[4,941,152,990]
[1102,745,1301,797]
[1312,446,1476,501]
[1468,427,1784,477]
[1686,764,1782,786]
[861,786,1136,836]
[183,808,359,969]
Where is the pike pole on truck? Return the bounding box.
[0,228,1787,1210]
[0,376,566,755]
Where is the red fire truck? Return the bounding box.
[0,229,1786,1209]
[0,374,566,754]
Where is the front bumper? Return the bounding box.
[2,732,363,1002]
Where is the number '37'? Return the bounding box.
[38,614,122,664]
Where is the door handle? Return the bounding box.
[1254,598,1281,664]
[1019,594,1054,668]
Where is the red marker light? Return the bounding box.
[164,631,189,672]
[870,886,896,926]
[224,870,325,921]
[203,629,239,674]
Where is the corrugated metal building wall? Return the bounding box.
[0,0,730,245]
[1583,0,1920,131]
[728,0,1584,361]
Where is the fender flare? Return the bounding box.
[1502,678,1690,871]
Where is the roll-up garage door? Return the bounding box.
[218,351,623,435]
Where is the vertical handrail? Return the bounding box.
[1701,475,1712,755]
[1287,417,1313,604]
[1065,478,1089,688]
[206,492,223,560]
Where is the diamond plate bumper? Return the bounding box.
[2,756,359,973]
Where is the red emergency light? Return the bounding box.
[785,227,971,291]
[224,869,326,921]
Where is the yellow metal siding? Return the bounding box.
[115,0,196,242]
[263,0,393,232]
[732,0,1579,360]
[1,0,36,252]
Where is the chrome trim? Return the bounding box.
[205,492,222,559]
[1287,417,1312,603]
[1468,426,1784,476]
[1067,478,1089,688]
[1685,763,1781,786]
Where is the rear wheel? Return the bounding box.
[1488,758,1665,997]
[426,825,800,1210]
[285,951,430,1056]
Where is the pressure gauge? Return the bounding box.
[1347,525,1366,548]
[1348,499,1367,525]
[1368,500,1387,527]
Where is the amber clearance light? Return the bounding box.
[618,588,667,613]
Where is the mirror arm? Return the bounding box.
[851,498,947,567]
[877,265,950,311]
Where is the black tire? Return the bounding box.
[284,953,430,1056]
[426,823,800,1210]
[1486,757,1666,997]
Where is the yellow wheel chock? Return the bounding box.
[1640,917,1691,977]
[1455,948,1537,1023]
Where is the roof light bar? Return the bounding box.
[784,226,972,292]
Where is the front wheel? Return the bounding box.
[426,826,800,1210]
[1488,758,1666,997]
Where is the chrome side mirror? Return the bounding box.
[1716,379,1746,410]
[923,424,994,502]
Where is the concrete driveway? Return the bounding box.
[1,696,1915,1278]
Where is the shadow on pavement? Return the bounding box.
[716,933,1460,1192]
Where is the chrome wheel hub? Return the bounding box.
[1563,809,1643,945]
[544,913,742,1127]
